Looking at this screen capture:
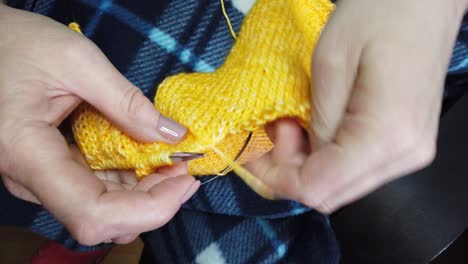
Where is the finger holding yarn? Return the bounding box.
[72,0,334,197]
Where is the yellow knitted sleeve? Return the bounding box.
[72,0,334,194]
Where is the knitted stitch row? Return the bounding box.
[72,0,334,195]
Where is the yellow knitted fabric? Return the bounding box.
[72,0,334,189]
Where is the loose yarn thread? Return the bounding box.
[70,0,335,198]
[221,0,238,40]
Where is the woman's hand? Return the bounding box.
[247,0,468,213]
[0,5,198,245]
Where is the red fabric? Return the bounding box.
[29,240,111,264]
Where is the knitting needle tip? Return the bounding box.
[170,152,205,163]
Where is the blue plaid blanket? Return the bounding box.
[2,0,468,263]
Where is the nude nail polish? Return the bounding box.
[157,116,187,141]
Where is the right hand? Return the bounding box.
[246,0,466,214]
[0,5,199,245]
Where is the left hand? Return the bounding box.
[0,5,196,245]
[246,0,468,214]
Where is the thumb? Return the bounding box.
[310,17,360,147]
[64,39,186,143]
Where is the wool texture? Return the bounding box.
[72,0,334,191]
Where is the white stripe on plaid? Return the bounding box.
[232,0,256,14]
[196,242,227,264]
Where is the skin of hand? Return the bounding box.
[0,5,200,245]
[246,0,468,214]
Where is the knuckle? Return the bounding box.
[383,123,436,171]
[114,234,138,245]
[398,131,419,152]
[69,217,103,246]
[145,200,177,226]
[384,126,420,156]
[387,121,436,162]
[151,208,173,226]
[120,88,146,117]
[299,193,324,211]
[63,37,99,61]
[303,196,333,214]
[317,204,333,215]
[410,142,436,170]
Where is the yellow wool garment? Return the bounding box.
[72,0,334,193]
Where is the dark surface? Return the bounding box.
[331,93,468,264]
[432,229,468,264]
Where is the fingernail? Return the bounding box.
[157,116,187,141]
[181,180,200,203]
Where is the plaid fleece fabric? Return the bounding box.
[1,0,467,263]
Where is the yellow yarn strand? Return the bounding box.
[221,0,237,39]
[68,22,83,34]
[71,0,335,196]
[210,146,273,199]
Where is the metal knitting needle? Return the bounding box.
[170,152,205,163]
[169,152,221,185]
